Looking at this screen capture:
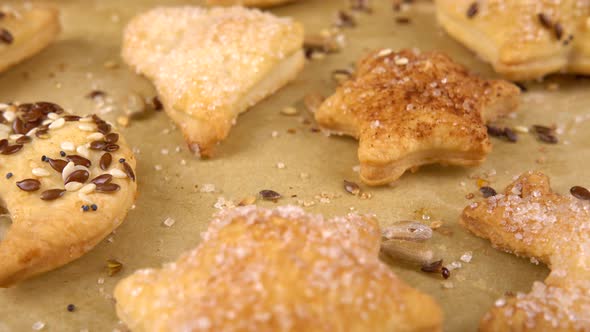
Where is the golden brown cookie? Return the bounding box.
[0,5,60,73]
[436,0,590,80]
[461,171,590,331]
[122,6,304,157]
[207,0,297,8]
[114,205,443,332]
[0,102,137,287]
[315,49,520,186]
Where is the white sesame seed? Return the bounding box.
[2,110,15,122]
[280,106,298,116]
[87,132,104,140]
[48,117,65,129]
[377,49,393,57]
[154,164,163,171]
[395,57,409,65]
[25,128,38,137]
[80,183,96,194]
[47,112,59,120]
[370,120,380,129]
[61,142,75,152]
[276,162,285,169]
[495,298,506,307]
[65,182,84,192]
[161,148,169,155]
[162,217,176,227]
[77,145,90,158]
[62,162,76,179]
[32,168,51,177]
[9,134,23,141]
[271,131,279,138]
[513,125,529,134]
[78,124,96,131]
[62,164,88,182]
[110,168,128,178]
[32,321,45,330]
[41,119,53,126]
[180,159,187,166]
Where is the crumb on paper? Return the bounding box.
[214,196,235,210]
[200,184,216,193]
[460,251,473,263]
[162,217,176,227]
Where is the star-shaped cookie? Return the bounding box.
[436,0,590,80]
[0,5,60,73]
[461,171,590,331]
[114,206,443,332]
[207,0,297,8]
[122,6,304,157]
[315,49,520,186]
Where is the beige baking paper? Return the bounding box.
[1,0,589,331]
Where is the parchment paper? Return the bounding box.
[1,0,589,331]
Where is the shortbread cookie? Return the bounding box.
[461,171,590,331]
[114,206,443,332]
[436,0,590,80]
[315,49,520,186]
[207,0,297,8]
[0,5,60,73]
[122,6,304,157]
[0,102,137,287]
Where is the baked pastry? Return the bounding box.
[207,0,297,8]
[0,5,60,73]
[436,0,590,80]
[114,205,443,332]
[122,6,305,157]
[315,49,520,186]
[0,102,137,287]
[461,171,590,331]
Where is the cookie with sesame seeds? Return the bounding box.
[0,102,137,287]
[114,205,443,332]
[436,0,590,80]
[122,6,305,158]
[461,171,590,331]
[207,0,298,8]
[314,49,520,186]
[0,5,60,73]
